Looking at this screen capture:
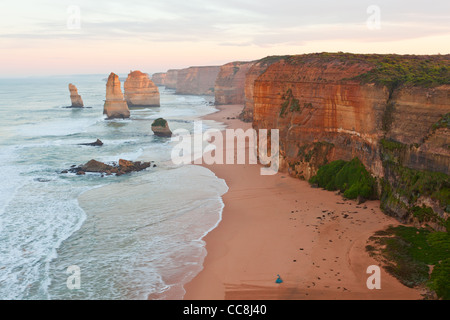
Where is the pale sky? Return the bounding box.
[1,0,449,77]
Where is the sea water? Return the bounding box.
[0,75,227,299]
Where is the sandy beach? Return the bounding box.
[183,105,423,300]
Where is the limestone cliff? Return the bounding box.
[151,72,167,86]
[240,56,288,122]
[68,83,84,108]
[176,66,220,95]
[165,69,179,89]
[103,72,130,119]
[124,70,160,107]
[215,61,254,105]
[251,53,450,227]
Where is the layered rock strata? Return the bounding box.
[176,66,220,95]
[124,70,160,107]
[251,53,450,226]
[215,61,255,105]
[103,72,130,119]
[151,72,167,86]
[68,83,84,107]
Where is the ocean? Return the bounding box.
[0,75,228,300]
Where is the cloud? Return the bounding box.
[1,0,449,46]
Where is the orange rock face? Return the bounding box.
[103,72,130,119]
[124,70,160,107]
[240,56,286,122]
[151,72,167,86]
[214,61,254,105]
[251,54,450,180]
[68,83,84,107]
[176,66,220,95]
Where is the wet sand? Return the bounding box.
[183,104,423,300]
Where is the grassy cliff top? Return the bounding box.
[264,52,450,89]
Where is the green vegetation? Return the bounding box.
[309,157,376,200]
[429,258,450,300]
[381,163,450,216]
[297,141,334,163]
[432,113,450,131]
[380,138,408,153]
[368,225,450,299]
[151,118,167,127]
[258,55,290,67]
[280,88,301,117]
[282,52,450,90]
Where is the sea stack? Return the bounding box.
[103,72,130,119]
[124,70,160,107]
[68,83,84,108]
[151,118,172,137]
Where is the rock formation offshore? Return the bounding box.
[250,53,449,229]
[124,70,160,107]
[103,72,130,119]
[215,61,255,105]
[68,83,84,107]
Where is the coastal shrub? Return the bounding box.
[309,157,376,199]
[369,225,450,298]
[152,118,167,127]
[432,113,450,131]
[282,52,450,89]
[428,258,450,300]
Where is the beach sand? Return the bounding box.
[183,105,423,300]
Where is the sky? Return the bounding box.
[0,0,449,77]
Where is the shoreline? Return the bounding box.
[183,104,423,300]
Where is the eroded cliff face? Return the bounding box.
[176,66,220,95]
[251,53,450,227]
[103,72,130,119]
[240,56,288,122]
[151,72,167,86]
[124,71,160,107]
[68,83,84,108]
[215,61,254,105]
[165,69,179,89]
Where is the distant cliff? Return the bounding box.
[165,69,179,89]
[176,66,220,95]
[215,61,254,105]
[251,53,450,229]
[151,72,167,86]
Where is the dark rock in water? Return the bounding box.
[35,178,51,182]
[151,118,172,137]
[67,159,152,176]
[78,139,103,147]
[61,170,68,174]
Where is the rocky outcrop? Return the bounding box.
[151,72,167,86]
[78,139,103,147]
[251,53,450,226]
[165,69,179,89]
[124,70,160,107]
[103,72,130,119]
[240,56,288,122]
[176,66,220,95]
[151,118,172,137]
[67,159,152,176]
[68,83,84,108]
[215,61,254,105]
